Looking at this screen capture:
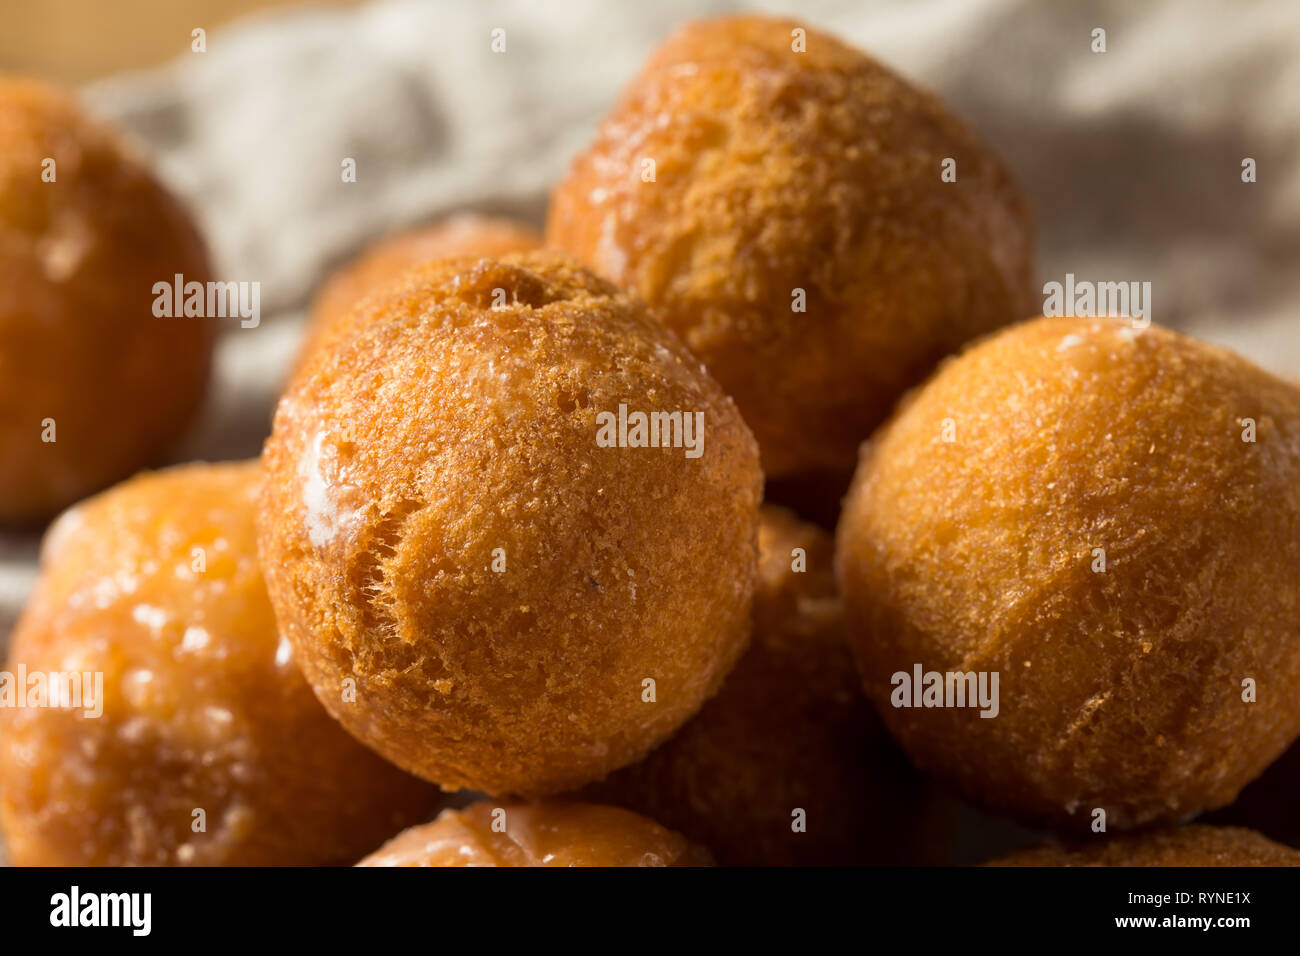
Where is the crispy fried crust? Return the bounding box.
[836,316,1300,833]
[259,250,762,796]
[548,15,1036,479]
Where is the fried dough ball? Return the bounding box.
[298,213,542,372]
[259,250,762,797]
[987,826,1300,867]
[836,315,1300,834]
[0,77,215,524]
[585,505,953,865]
[0,462,438,866]
[547,15,1035,481]
[358,801,712,867]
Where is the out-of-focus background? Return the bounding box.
[1,0,1298,863]
[0,0,353,82]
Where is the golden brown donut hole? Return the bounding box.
[836,316,1300,834]
[259,250,762,796]
[0,462,438,866]
[0,77,216,524]
[548,15,1036,481]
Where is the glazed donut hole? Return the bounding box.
[836,315,1300,836]
[547,14,1037,485]
[258,250,763,798]
[0,462,439,866]
[357,801,713,867]
[0,77,216,524]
